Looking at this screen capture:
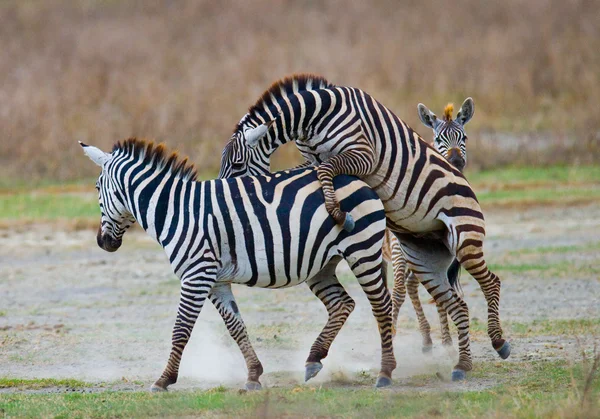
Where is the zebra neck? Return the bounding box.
[127,170,200,245]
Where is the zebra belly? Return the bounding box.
[217,237,340,289]
[363,171,453,234]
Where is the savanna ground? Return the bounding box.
[1,1,600,416]
[1,165,599,418]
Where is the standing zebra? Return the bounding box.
[231,74,509,380]
[79,138,396,390]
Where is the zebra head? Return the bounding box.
[417,98,474,172]
[80,142,136,252]
[218,123,272,179]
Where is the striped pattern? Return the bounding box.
[81,138,396,391]
[229,74,508,377]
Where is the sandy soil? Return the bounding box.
[1,203,599,393]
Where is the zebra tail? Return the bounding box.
[447,258,464,298]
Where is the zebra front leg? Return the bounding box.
[209,284,264,390]
[389,235,407,338]
[456,238,510,359]
[347,254,396,387]
[151,273,216,392]
[406,272,433,353]
[316,146,375,232]
[305,261,355,382]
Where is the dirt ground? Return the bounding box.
[1,203,599,394]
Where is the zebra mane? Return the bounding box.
[112,138,198,182]
[443,104,454,121]
[238,73,334,130]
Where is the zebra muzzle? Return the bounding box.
[97,229,122,252]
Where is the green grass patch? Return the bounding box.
[1,360,598,418]
[508,242,600,256]
[1,166,598,222]
[470,318,600,337]
[0,192,98,221]
[476,185,600,205]
[0,377,90,390]
[467,165,600,187]
[488,260,600,277]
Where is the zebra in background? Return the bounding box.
[231,74,508,380]
[79,138,396,390]
[396,99,475,353]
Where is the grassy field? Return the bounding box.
[1,165,599,418]
[1,360,599,418]
[1,165,598,226]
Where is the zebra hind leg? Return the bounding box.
[455,236,510,360]
[395,233,472,381]
[316,145,375,232]
[151,272,216,392]
[346,253,396,387]
[304,260,355,382]
[209,284,264,390]
[406,272,433,353]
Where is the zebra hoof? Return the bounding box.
[342,214,355,232]
[375,375,392,388]
[245,381,262,391]
[496,341,511,360]
[305,362,323,382]
[451,369,467,382]
[422,345,433,354]
[150,383,168,392]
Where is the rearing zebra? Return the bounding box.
[79,138,396,390]
[219,78,476,353]
[228,74,509,380]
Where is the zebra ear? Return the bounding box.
[456,97,474,126]
[79,141,110,167]
[244,120,274,148]
[417,103,439,130]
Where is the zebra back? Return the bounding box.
[219,74,334,179]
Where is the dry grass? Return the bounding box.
[1,0,599,183]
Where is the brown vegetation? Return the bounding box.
[1,0,599,183]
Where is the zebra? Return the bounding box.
[219,82,476,354]
[228,74,509,380]
[79,138,396,391]
[398,99,474,353]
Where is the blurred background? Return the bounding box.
[1,0,599,183]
